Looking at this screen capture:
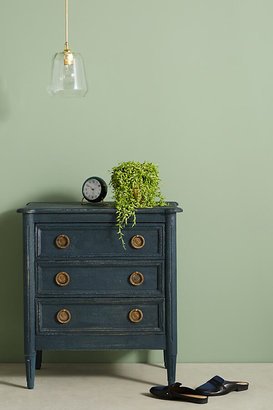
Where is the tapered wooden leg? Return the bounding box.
[25,353,36,389]
[165,213,178,386]
[36,350,42,370]
[165,352,176,385]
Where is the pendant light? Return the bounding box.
[49,0,88,97]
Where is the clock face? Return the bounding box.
[82,176,108,202]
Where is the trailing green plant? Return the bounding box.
[110,161,166,248]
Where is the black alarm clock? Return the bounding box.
[82,176,108,203]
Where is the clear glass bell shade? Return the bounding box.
[49,52,88,97]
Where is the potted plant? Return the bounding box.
[110,161,166,248]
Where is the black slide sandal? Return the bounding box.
[195,375,249,396]
[150,383,208,404]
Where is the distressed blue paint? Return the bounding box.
[17,202,182,389]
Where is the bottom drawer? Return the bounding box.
[36,299,164,334]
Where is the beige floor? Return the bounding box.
[0,363,271,410]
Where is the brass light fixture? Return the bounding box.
[49,0,88,97]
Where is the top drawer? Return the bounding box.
[36,223,164,259]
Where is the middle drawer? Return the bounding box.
[36,261,164,297]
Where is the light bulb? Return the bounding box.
[63,63,75,89]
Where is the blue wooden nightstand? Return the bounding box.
[17,202,182,389]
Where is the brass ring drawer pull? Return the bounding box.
[55,234,70,249]
[129,271,144,286]
[130,235,145,249]
[55,271,70,287]
[56,309,71,324]
[128,308,143,323]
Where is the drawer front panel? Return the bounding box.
[36,223,164,258]
[37,299,164,333]
[37,262,164,296]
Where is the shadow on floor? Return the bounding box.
[0,362,166,390]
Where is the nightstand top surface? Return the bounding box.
[17,201,182,214]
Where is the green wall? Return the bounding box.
[0,0,272,363]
